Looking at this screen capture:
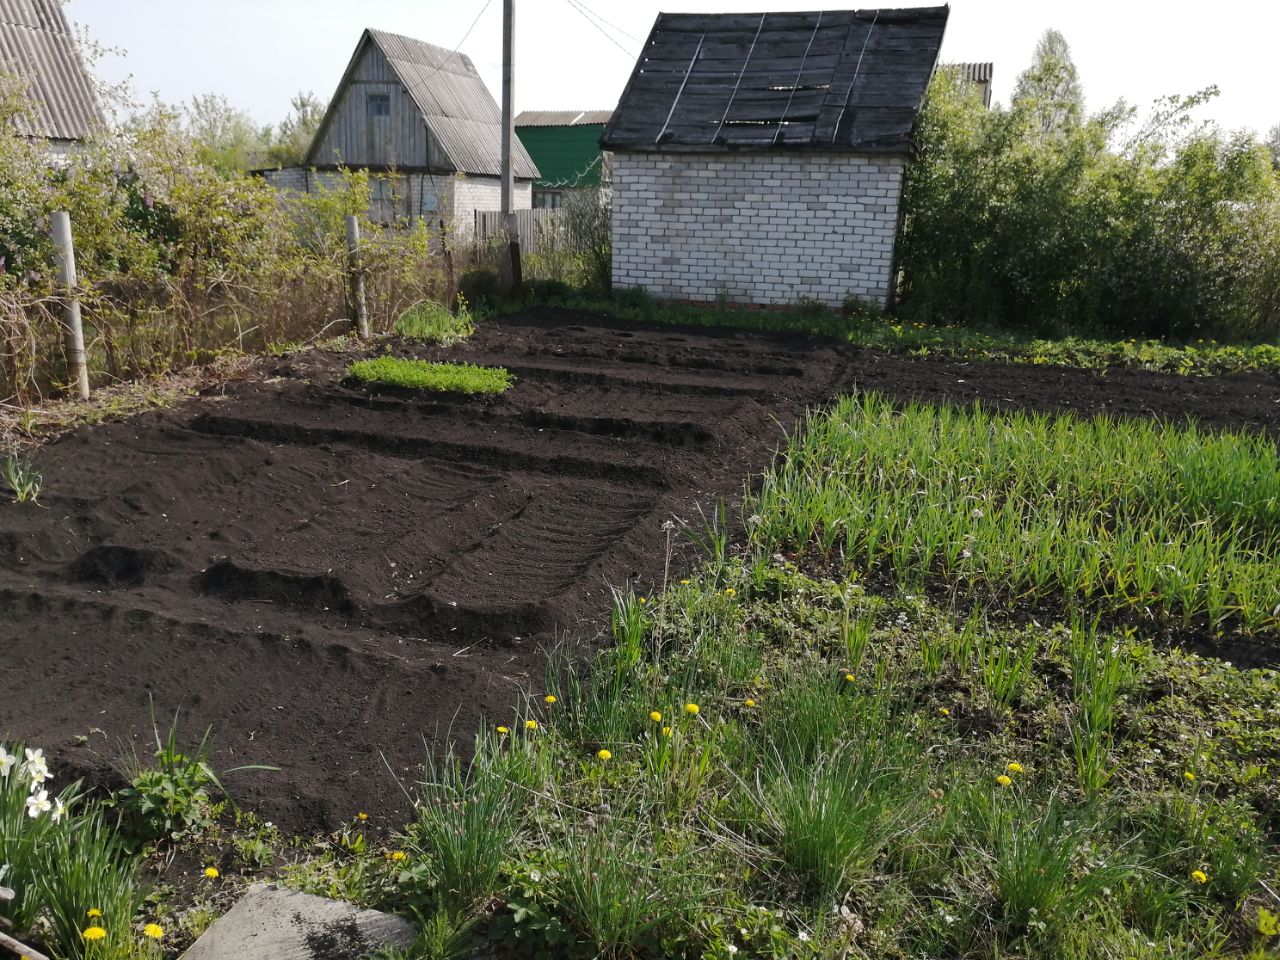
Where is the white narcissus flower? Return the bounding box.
[0,745,16,778]
[51,796,66,822]
[24,747,50,786]
[26,789,52,818]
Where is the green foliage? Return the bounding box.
[2,451,40,502]
[395,297,474,345]
[347,357,513,394]
[901,56,1280,341]
[750,392,1280,634]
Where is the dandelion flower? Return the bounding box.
[844,673,856,683]
[938,707,951,717]
[82,926,107,941]
[724,588,736,598]
[86,909,102,918]
[684,703,700,715]
[679,579,690,585]
[544,695,557,705]
[357,812,368,821]
[1258,907,1279,937]
[389,850,408,862]
[144,923,164,940]
[496,725,509,735]
[1183,771,1196,783]
[649,711,663,722]
[638,597,647,605]
[744,698,757,708]
[1006,762,1024,773]
[996,775,1013,787]
[525,719,539,730]
[1190,869,1208,884]
[203,867,220,879]
[661,726,673,738]
[596,749,612,761]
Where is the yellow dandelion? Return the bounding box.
[649,710,662,722]
[144,923,164,940]
[684,703,700,715]
[357,812,368,821]
[525,719,539,730]
[1006,762,1024,773]
[679,579,690,585]
[82,926,107,941]
[203,867,220,879]
[86,909,103,918]
[496,725,509,734]
[389,850,408,862]
[544,695,557,705]
[1190,869,1208,885]
[938,707,951,717]
[724,588,736,597]
[597,749,612,761]
[1183,771,1196,783]
[661,726,673,738]
[744,698,757,708]
[1258,907,1279,937]
[844,673,856,683]
[996,775,1013,787]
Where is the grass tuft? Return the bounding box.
[348,358,513,394]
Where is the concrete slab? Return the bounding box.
[180,883,416,960]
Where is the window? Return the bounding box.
[367,93,390,116]
[533,191,562,210]
[369,176,401,223]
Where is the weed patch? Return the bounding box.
[347,358,513,394]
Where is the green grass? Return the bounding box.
[347,357,513,394]
[750,392,1280,636]
[395,298,475,346]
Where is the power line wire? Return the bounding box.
[563,0,637,58]
[568,0,644,45]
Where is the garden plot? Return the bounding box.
[0,311,850,832]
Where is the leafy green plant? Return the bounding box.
[347,358,513,394]
[2,452,41,503]
[395,297,475,345]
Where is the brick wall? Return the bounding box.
[611,151,905,309]
[450,176,533,236]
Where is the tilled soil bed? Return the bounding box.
[1,307,1277,831]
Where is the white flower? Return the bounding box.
[26,789,51,818]
[24,748,49,786]
[971,508,984,519]
[727,947,739,956]
[797,930,811,942]
[51,797,66,823]
[528,870,541,883]
[0,746,15,778]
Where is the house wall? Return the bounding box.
[450,176,533,235]
[308,42,443,169]
[611,151,905,309]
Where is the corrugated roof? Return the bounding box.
[308,28,537,179]
[515,110,613,127]
[0,0,104,141]
[950,61,993,82]
[601,6,948,154]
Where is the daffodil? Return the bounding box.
[25,789,51,818]
[649,711,662,722]
[203,867,220,879]
[684,703,699,715]
[996,775,1013,787]
[82,926,107,941]
[596,749,612,761]
[23,748,49,786]
[1006,762,1023,773]
[544,695,557,705]
[525,719,539,730]
[0,745,15,778]
[1190,869,1208,884]
[51,797,66,823]
[144,923,164,940]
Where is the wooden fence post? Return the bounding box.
[51,211,90,400]
[344,215,370,338]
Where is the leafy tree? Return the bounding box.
[184,93,268,173]
[1267,122,1280,168]
[1012,29,1084,136]
[264,92,325,168]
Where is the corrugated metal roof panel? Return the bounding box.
[365,28,538,179]
[601,6,948,155]
[0,0,104,141]
[950,61,992,82]
[515,109,613,127]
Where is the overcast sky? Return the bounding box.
[72,0,1276,137]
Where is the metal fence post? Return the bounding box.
[51,211,90,399]
[345,214,370,338]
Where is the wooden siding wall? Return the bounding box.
[310,42,447,169]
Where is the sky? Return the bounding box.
[71,0,1277,138]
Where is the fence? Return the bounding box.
[473,209,566,253]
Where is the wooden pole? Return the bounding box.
[500,0,522,293]
[0,885,52,960]
[51,211,89,400]
[344,214,370,338]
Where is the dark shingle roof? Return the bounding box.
[601,6,948,154]
[309,28,538,179]
[0,0,104,141]
[515,110,613,128]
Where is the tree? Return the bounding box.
[1012,29,1084,136]
[1267,122,1280,169]
[264,92,325,168]
[185,94,267,173]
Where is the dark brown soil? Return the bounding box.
[1,307,1276,833]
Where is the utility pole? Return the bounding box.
[500,0,522,292]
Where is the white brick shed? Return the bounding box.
[601,7,949,310]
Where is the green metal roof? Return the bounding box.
[515,123,607,189]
